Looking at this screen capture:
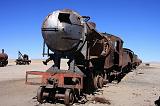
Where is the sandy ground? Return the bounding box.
[0,60,160,106]
[0,59,52,81]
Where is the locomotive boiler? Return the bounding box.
[26,9,142,105]
[0,49,8,67]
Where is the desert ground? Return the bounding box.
[0,60,160,106]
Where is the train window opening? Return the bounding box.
[115,41,120,52]
[58,13,71,24]
[114,42,117,49]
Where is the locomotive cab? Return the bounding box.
[107,35,124,69]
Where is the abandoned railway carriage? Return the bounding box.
[26,9,141,105]
[0,49,8,67]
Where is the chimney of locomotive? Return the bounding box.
[2,49,4,53]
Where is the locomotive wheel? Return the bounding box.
[37,86,45,104]
[93,76,98,89]
[5,61,8,66]
[98,76,103,88]
[0,62,2,67]
[64,89,74,106]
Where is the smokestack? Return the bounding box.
[2,49,4,53]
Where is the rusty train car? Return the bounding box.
[26,9,141,105]
[132,54,142,69]
[0,49,8,67]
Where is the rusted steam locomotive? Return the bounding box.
[26,9,141,105]
[0,49,8,67]
[15,51,31,65]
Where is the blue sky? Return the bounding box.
[0,0,160,62]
